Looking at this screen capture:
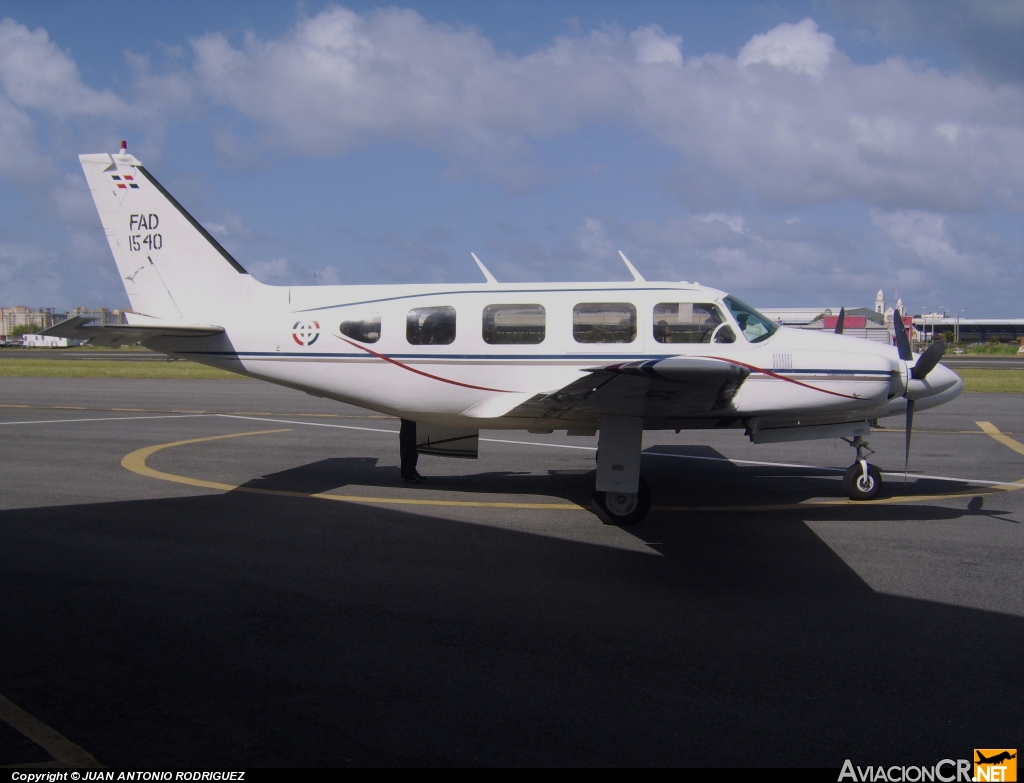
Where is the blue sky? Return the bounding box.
[0,1,1020,316]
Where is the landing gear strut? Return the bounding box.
[841,435,882,501]
[592,415,650,525]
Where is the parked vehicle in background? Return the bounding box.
[20,334,76,348]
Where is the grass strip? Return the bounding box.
[0,359,247,380]
[956,368,1024,393]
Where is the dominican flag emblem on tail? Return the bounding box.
[111,174,139,190]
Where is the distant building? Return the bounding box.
[1,305,129,339]
[761,292,1022,346]
[758,308,834,327]
[758,304,918,345]
[70,307,129,326]
[0,306,67,339]
[911,317,1024,344]
[802,307,894,344]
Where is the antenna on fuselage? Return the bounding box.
[471,252,498,284]
[618,250,646,283]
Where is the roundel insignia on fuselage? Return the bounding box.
[292,321,320,346]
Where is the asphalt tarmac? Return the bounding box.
[1,378,1021,767]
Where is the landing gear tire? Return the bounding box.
[592,477,652,526]
[843,462,882,501]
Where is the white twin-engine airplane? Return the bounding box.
[46,142,963,525]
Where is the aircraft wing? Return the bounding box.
[499,356,749,427]
[41,316,224,347]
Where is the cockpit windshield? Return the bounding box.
[722,296,778,343]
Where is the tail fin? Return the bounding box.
[80,144,252,322]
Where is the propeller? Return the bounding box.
[834,307,845,335]
[893,309,947,479]
[912,338,947,380]
[894,309,912,361]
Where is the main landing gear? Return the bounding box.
[591,414,651,526]
[842,435,882,501]
[592,477,652,527]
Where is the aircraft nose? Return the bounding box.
[906,360,962,403]
[927,362,960,395]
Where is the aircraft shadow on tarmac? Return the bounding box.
[232,444,1018,525]
[0,482,1020,768]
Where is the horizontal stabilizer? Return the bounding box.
[42,316,224,347]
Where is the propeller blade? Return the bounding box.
[904,398,915,482]
[834,307,846,335]
[894,309,913,361]
[912,338,947,380]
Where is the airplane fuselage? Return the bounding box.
[147,277,959,433]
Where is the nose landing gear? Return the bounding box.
[841,435,882,500]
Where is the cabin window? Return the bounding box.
[572,303,637,344]
[482,304,546,345]
[723,296,778,343]
[652,303,727,344]
[407,306,456,345]
[339,314,381,344]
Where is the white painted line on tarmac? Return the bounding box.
[0,413,210,426]
[482,437,596,451]
[217,413,398,434]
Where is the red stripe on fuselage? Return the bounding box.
[697,356,862,400]
[335,335,516,393]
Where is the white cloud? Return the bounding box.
[737,18,835,78]
[51,174,98,226]
[577,217,614,259]
[630,25,683,67]
[0,18,124,116]
[249,257,292,283]
[0,95,41,177]
[697,213,745,234]
[187,8,1023,210]
[0,240,63,306]
[871,209,988,277]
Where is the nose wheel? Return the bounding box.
[841,435,882,501]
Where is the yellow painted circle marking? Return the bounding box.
[121,429,584,510]
[120,423,1024,513]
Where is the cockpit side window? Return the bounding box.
[722,296,778,343]
[653,303,727,343]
